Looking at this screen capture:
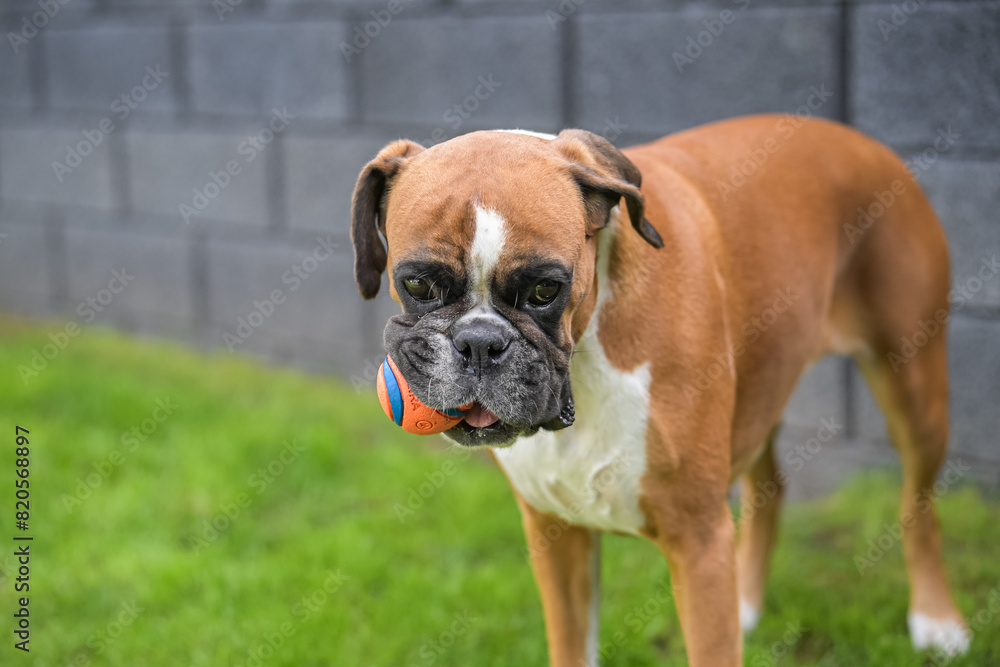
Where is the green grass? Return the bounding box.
[0,317,998,666]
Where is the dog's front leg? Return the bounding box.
[517,494,600,667]
[661,511,741,665]
[643,450,742,666]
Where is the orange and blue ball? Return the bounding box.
[376,356,470,435]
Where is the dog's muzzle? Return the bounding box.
[383,310,574,447]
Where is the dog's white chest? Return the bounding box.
[492,328,652,535]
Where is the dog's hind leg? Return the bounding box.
[856,339,969,656]
[735,426,784,633]
[827,149,969,656]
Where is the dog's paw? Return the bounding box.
[908,612,970,657]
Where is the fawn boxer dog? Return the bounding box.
[350,115,969,665]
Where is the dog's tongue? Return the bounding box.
[464,402,499,428]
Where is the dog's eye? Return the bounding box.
[528,280,560,306]
[403,278,433,300]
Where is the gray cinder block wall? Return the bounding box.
[1,0,998,490]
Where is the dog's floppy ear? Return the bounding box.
[350,139,425,299]
[551,129,663,248]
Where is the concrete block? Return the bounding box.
[853,314,1000,462]
[2,0,94,14]
[917,158,1000,309]
[347,289,403,386]
[187,22,350,120]
[0,15,36,110]
[852,2,1000,150]
[774,432,896,501]
[948,315,1000,461]
[360,16,562,132]
[291,332,382,383]
[45,25,175,113]
[105,0,199,5]
[283,133,387,232]
[125,129,270,226]
[204,236,366,373]
[783,356,848,431]
[574,6,841,135]
[0,125,116,210]
[63,227,194,333]
[0,220,51,316]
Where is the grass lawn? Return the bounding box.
[0,317,998,666]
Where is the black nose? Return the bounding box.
[452,319,512,373]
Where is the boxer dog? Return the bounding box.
[350,115,969,666]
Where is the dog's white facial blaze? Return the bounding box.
[470,205,507,302]
[449,206,510,365]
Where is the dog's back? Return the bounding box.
[622,115,950,472]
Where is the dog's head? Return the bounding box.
[351,129,662,446]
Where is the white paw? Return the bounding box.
[908,612,970,656]
[740,598,761,632]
